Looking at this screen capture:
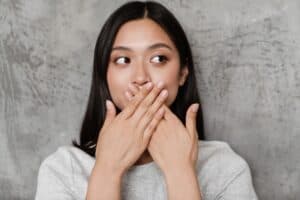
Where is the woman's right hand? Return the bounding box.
[94,81,168,177]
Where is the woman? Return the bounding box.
[35,1,258,200]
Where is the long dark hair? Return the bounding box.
[72,1,205,157]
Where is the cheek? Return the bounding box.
[160,76,181,106]
[164,83,179,106]
[107,68,128,109]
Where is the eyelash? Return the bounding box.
[113,55,169,65]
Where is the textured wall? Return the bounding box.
[1,0,299,199]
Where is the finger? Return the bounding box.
[143,106,165,142]
[125,90,133,101]
[136,88,168,134]
[124,91,134,107]
[124,84,139,106]
[160,104,173,121]
[121,82,153,119]
[185,103,199,139]
[131,81,165,123]
[101,100,116,132]
[128,83,139,95]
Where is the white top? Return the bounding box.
[35,140,258,200]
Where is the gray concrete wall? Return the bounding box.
[0,0,299,199]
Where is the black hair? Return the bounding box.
[72,1,205,157]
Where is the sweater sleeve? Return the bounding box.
[35,147,74,200]
[215,161,258,200]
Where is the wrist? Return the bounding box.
[86,162,123,200]
[163,164,202,200]
[163,164,197,183]
[93,161,125,181]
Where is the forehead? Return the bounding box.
[112,18,175,49]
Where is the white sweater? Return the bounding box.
[35,140,258,200]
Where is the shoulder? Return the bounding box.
[35,146,79,198]
[196,141,258,199]
[196,140,251,185]
[197,140,248,168]
[36,146,93,198]
[39,146,77,169]
[38,145,94,179]
[37,146,74,182]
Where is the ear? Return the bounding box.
[179,65,189,86]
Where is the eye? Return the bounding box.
[114,56,130,64]
[151,55,168,64]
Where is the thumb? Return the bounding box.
[102,100,116,131]
[185,103,199,139]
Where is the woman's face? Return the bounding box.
[107,18,188,110]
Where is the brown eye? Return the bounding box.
[115,57,130,64]
[151,55,168,64]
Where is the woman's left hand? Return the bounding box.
[125,83,200,175]
[148,103,199,175]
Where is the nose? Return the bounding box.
[132,64,150,87]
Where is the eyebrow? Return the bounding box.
[111,43,173,52]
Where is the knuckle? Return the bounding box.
[125,106,132,114]
[140,100,150,109]
[135,93,143,101]
[145,108,155,119]
[153,87,161,95]
[156,96,164,105]
[131,98,140,108]
[141,87,149,95]
[147,122,155,132]
[155,110,162,119]
[152,101,162,112]
[143,130,151,140]
[133,99,140,108]
[152,89,160,97]
[152,116,159,126]
[134,93,144,103]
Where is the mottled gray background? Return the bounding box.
[0,0,299,199]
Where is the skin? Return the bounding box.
[86,18,202,200]
[107,18,189,165]
[107,18,189,110]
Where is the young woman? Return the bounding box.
[35,1,258,200]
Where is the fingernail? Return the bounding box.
[146,82,153,89]
[160,89,168,97]
[128,83,134,89]
[158,107,165,115]
[106,100,112,109]
[157,81,164,89]
[125,91,131,100]
[129,83,137,91]
[192,104,199,112]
